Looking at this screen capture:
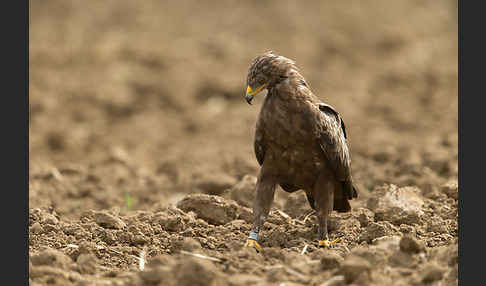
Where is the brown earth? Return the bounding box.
[29,1,458,285]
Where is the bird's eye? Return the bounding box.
[257,77,266,85]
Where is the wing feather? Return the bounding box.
[254,117,266,166]
[317,103,351,182]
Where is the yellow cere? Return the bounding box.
[247,84,265,96]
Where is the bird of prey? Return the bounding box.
[243,51,358,252]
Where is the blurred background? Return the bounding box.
[29,0,457,218]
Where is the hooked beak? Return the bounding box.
[245,84,266,105]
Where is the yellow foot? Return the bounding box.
[318,238,342,249]
[244,239,263,252]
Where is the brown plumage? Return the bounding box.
[244,51,358,251]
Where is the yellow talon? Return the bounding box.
[318,237,342,249]
[244,239,263,252]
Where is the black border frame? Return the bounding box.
[458,0,483,285]
[1,0,29,284]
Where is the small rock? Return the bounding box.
[440,180,458,199]
[157,214,186,232]
[94,211,126,229]
[42,214,59,225]
[338,255,371,284]
[29,208,42,223]
[367,184,424,226]
[399,235,425,254]
[177,194,240,225]
[30,248,72,269]
[421,263,445,283]
[30,222,44,234]
[131,234,148,245]
[222,175,257,208]
[354,208,374,227]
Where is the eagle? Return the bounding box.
[243,51,358,252]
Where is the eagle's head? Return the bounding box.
[245,51,297,105]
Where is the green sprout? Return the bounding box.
[125,192,135,210]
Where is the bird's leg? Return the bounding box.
[314,171,340,249]
[244,168,276,252]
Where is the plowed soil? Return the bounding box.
[29,1,458,285]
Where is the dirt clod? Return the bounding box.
[30,222,44,234]
[420,263,445,284]
[399,235,425,254]
[368,185,424,226]
[319,250,344,270]
[76,253,99,274]
[174,257,225,286]
[177,194,240,225]
[94,211,126,229]
[441,180,458,200]
[42,213,59,225]
[30,248,72,269]
[338,255,372,284]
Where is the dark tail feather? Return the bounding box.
[333,197,351,212]
[333,181,358,213]
[352,184,358,198]
[342,180,358,200]
[306,193,316,210]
